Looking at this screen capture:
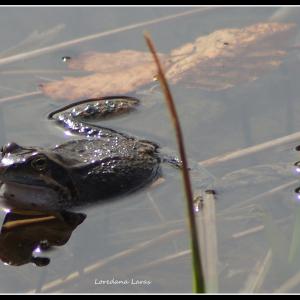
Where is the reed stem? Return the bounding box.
[144,32,206,293]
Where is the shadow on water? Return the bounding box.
[0,209,86,267]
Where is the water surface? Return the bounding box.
[0,6,300,293]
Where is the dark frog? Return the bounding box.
[0,96,180,211]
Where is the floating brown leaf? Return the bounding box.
[166,22,296,90]
[41,50,170,100]
[41,22,297,100]
[67,50,169,73]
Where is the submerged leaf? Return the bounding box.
[41,22,297,100]
[42,51,170,100]
[166,22,296,90]
[67,50,169,73]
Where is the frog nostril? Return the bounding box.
[294,161,300,167]
[2,142,21,155]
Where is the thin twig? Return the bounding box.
[0,90,42,103]
[241,249,272,293]
[0,24,65,58]
[146,192,166,223]
[221,179,299,215]
[27,229,183,293]
[3,215,56,231]
[232,217,290,239]
[125,250,191,276]
[105,219,184,238]
[232,225,265,239]
[144,33,205,293]
[0,8,214,67]
[0,85,25,93]
[199,131,300,168]
[275,270,300,293]
[83,230,183,274]
[0,69,85,75]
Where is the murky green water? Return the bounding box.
[0,6,300,293]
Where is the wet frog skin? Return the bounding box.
[0,97,170,211]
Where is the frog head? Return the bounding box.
[0,142,78,211]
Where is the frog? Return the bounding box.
[0,96,182,211]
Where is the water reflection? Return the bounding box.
[0,209,86,267]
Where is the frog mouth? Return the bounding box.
[0,171,50,188]
[0,181,66,211]
[2,177,46,187]
[0,166,59,188]
[0,170,73,210]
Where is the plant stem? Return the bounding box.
[144,32,206,293]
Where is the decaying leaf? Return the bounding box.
[166,22,296,90]
[41,22,297,100]
[67,50,169,73]
[41,50,170,100]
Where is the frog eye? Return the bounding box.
[31,156,48,172]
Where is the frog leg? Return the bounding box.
[159,148,217,209]
[48,96,140,138]
[162,154,216,187]
[161,154,183,169]
[49,96,140,121]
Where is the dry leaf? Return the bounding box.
[67,50,169,73]
[166,22,296,90]
[41,50,170,100]
[41,22,297,100]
